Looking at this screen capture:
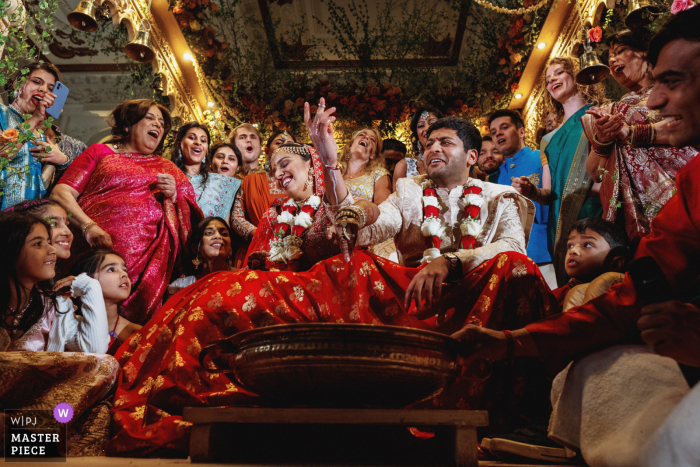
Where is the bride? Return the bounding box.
[107,98,555,456]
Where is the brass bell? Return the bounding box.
[576,50,610,85]
[124,20,155,63]
[67,0,98,32]
[625,0,661,28]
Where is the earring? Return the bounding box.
[303,166,313,191]
[192,255,202,269]
[179,149,183,159]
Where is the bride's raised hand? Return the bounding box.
[304,97,338,167]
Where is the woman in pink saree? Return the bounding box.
[583,29,697,242]
[51,99,201,324]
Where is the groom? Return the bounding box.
[316,114,538,313]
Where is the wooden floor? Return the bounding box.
[1,458,578,467]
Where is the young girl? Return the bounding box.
[167,216,234,296]
[4,199,73,263]
[56,249,142,355]
[0,211,108,353]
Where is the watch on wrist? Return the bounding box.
[443,252,461,282]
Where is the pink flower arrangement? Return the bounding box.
[672,0,694,14]
[588,26,602,43]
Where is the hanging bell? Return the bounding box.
[625,0,661,28]
[576,50,610,85]
[67,0,98,32]
[124,19,155,63]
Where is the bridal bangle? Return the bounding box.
[335,205,366,230]
[83,221,98,238]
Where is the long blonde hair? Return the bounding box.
[542,56,607,120]
[338,128,385,176]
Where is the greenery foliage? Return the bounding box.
[170,0,548,144]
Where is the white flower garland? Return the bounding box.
[269,195,321,263]
[419,178,486,264]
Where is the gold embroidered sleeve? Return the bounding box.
[357,190,403,246]
[455,197,527,275]
[230,186,257,240]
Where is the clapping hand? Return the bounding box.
[586,106,629,143]
[304,97,337,168]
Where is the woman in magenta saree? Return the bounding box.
[583,30,697,242]
[52,100,200,324]
[107,110,557,457]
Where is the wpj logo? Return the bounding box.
[3,404,71,463]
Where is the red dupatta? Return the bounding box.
[244,147,328,270]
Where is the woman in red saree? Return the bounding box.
[51,99,200,325]
[107,106,557,457]
[583,29,697,242]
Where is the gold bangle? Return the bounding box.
[593,131,615,147]
[83,221,97,238]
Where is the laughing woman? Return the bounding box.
[512,57,605,284]
[229,130,296,268]
[51,99,200,325]
[172,122,240,223]
[0,62,79,209]
[582,29,697,243]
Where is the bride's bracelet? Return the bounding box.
[335,205,366,229]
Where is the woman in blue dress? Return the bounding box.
[0,62,81,208]
[171,122,240,223]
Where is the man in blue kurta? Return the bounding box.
[488,109,555,289]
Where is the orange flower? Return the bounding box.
[295,98,304,107]
[340,97,349,105]
[498,58,506,66]
[2,129,19,141]
[370,86,380,95]
[173,6,183,14]
[510,83,519,93]
[461,105,469,113]
[310,105,318,113]
[210,2,218,12]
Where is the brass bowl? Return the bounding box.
[200,323,466,408]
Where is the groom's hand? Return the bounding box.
[404,256,450,312]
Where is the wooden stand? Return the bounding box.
[183,407,488,466]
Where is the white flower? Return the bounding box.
[269,239,286,262]
[420,248,443,264]
[422,196,439,208]
[460,218,482,237]
[467,178,484,189]
[421,217,446,238]
[285,244,303,261]
[306,195,321,209]
[464,193,484,207]
[294,211,313,229]
[277,211,294,225]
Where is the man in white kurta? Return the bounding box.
[354,116,536,309]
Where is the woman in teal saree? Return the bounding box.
[512,56,605,284]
